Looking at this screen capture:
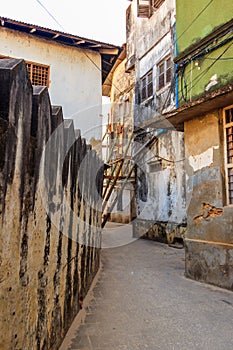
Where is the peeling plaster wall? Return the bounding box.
[0,59,103,350]
[130,0,176,59]
[184,111,233,290]
[133,130,186,242]
[126,0,185,241]
[126,0,176,125]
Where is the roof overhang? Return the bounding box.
[102,44,126,97]
[0,16,121,90]
[142,84,233,131]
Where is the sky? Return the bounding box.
[1,0,129,46]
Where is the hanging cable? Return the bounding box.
[34,0,124,95]
[35,0,65,31]
[181,40,233,100]
[176,0,215,43]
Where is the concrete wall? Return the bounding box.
[127,0,176,126]
[184,110,233,290]
[0,27,102,143]
[133,129,186,242]
[124,0,186,241]
[0,59,103,349]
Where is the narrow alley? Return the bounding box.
[60,223,233,350]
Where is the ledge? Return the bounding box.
[142,84,233,131]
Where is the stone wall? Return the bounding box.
[0,59,103,349]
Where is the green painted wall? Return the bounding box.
[178,43,233,103]
[176,0,233,54]
[176,0,233,103]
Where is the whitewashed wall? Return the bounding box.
[0,28,102,142]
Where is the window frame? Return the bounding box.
[26,60,50,87]
[140,69,153,103]
[157,56,172,91]
[223,105,233,205]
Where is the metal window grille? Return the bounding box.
[224,106,233,204]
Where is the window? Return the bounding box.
[137,0,152,18]
[157,56,172,90]
[26,61,50,87]
[137,0,164,18]
[224,106,233,205]
[140,70,153,102]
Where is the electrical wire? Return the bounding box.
[35,0,65,31]
[202,56,233,60]
[34,0,124,95]
[176,0,215,43]
[35,0,215,100]
[179,40,233,102]
[162,34,233,109]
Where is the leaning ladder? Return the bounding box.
[101,132,135,228]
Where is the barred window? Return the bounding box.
[26,62,50,87]
[223,106,233,205]
[157,56,172,90]
[140,70,153,102]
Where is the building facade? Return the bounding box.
[126,0,186,243]
[166,0,233,289]
[0,17,120,145]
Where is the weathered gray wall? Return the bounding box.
[184,111,233,290]
[126,0,176,126]
[125,0,185,242]
[0,59,103,349]
[133,129,186,243]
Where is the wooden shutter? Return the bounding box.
[137,0,152,18]
[152,0,165,9]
